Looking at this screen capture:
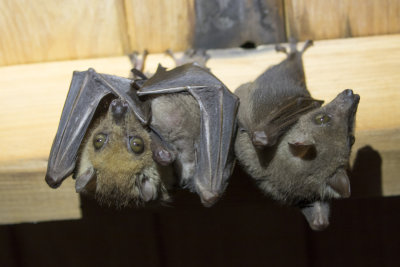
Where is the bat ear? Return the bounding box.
[139,178,158,202]
[252,130,277,147]
[327,169,351,198]
[75,166,96,193]
[301,201,330,231]
[288,141,317,160]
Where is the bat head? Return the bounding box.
[75,98,170,207]
[272,89,360,204]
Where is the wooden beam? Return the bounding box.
[0,0,128,66]
[124,0,195,53]
[0,34,399,223]
[285,0,400,40]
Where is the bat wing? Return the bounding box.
[253,96,324,147]
[46,69,150,188]
[138,64,239,206]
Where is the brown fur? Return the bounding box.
[76,100,172,207]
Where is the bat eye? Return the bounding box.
[129,136,144,154]
[93,133,107,150]
[314,113,331,125]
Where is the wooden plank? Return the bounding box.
[0,0,128,66]
[0,168,81,224]
[124,0,195,53]
[285,0,400,40]
[0,34,399,223]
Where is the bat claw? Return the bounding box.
[199,191,220,207]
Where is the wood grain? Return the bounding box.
[0,34,399,223]
[0,168,81,224]
[285,0,400,40]
[0,0,128,66]
[124,0,195,53]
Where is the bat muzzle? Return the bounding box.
[110,99,129,123]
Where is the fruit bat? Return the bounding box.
[234,40,360,230]
[129,49,236,206]
[137,63,239,206]
[45,61,239,207]
[44,69,172,206]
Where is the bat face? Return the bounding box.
[235,89,359,206]
[76,99,170,207]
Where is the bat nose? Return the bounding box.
[110,99,128,121]
[344,89,353,96]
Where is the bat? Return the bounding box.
[137,63,239,207]
[45,69,174,206]
[234,40,360,230]
[129,50,238,206]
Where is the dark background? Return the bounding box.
[1,159,399,267]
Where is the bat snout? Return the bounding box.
[110,99,129,122]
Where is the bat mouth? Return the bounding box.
[345,89,360,135]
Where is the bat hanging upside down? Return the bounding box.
[234,39,360,230]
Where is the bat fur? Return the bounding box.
[131,50,226,206]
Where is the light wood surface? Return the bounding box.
[0,0,128,66]
[285,0,400,40]
[125,0,195,53]
[0,34,399,223]
[2,0,400,66]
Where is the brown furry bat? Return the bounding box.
[234,40,359,230]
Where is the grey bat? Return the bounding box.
[130,50,236,206]
[137,63,239,206]
[234,40,360,230]
[45,60,238,207]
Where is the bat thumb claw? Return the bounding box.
[45,174,62,188]
[199,191,220,207]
